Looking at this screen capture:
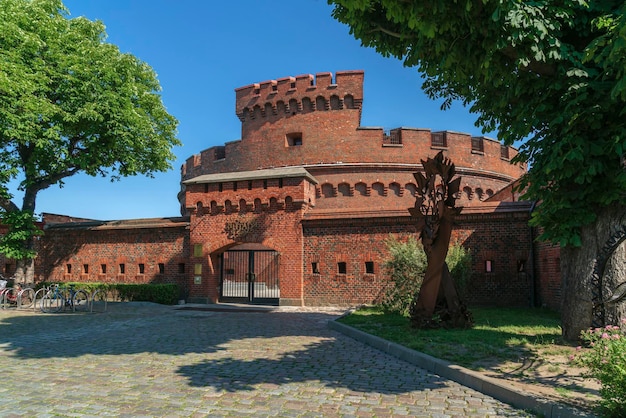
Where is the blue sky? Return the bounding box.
[26,0,495,221]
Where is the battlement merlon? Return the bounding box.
[235,70,364,119]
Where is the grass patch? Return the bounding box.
[338,305,565,369]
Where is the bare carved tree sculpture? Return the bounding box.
[408,151,473,328]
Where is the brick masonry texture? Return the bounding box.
[0,70,561,310]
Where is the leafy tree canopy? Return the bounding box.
[0,0,179,258]
[329,0,626,246]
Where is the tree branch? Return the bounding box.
[30,167,81,193]
[367,25,403,38]
[499,46,557,76]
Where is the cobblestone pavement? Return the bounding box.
[0,303,534,417]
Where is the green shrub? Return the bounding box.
[446,242,472,299]
[36,282,179,305]
[382,236,427,315]
[574,322,626,417]
[382,236,472,315]
[114,283,179,305]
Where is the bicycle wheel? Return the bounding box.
[90,289,108,313]
[18,288,35,309]
[3,288,19,308]
[72,290,90,312]
[41,292,64,313]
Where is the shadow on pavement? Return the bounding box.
[0,302,452,395]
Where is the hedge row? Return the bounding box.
[37,282,180,305]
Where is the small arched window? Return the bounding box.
[321,183,335,198]
[269,197,279,211]
[302,97,313,113]
[316,96,327,111]
[276,101,286,114]
[389,182,401,197]
[463,186,473,201]
[355,182,368,196]
[372,182,385,196]
[344,94,354,109]
[285,196,293,210]
[405,183,417,197]
[338,183,351,197]
[288,99,299,115]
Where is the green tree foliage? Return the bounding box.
[0,0,180,269]
[382,236,472,315]
[329,0,625,247]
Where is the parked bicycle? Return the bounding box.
[0,278,35,309]
[40,283,89,313]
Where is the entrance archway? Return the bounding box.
[219,243,280,305]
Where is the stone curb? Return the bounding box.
[328,319,596,418]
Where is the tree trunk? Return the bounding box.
[561,204,626,341]
[12,188,38,284]
[15,255,35,284]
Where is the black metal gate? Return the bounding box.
[220,248,280,305]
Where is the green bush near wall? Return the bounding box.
[37,282,180,305]
[114,283,179,305]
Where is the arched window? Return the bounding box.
[254,198,262,213]
[405,183,417,197]
[302,97,313,113]
[276,101,286,114]
[239,199,247,213]
[389,182,402,197]
[288,99,299,115]
[338,183,351,197]
[372,182,385,196]
[344,94,354,109]
[355,182,368,196]
[330,95,341,110]
[285,196,293,210]
[264,103,274,117]
[321,183,335,198]
[269,197,278,211]
[475,188,484,201]
[463,186,473,201]
[316,96,327,111]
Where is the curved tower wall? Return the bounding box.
[181,70,526,213]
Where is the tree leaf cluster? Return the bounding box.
[329,0,626,246]
[0,0,180,213]
[0,0,180,264]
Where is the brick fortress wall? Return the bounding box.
[36,217,189,290]
[177,70,558,307]
[302,203,536,307]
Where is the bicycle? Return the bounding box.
[40,284,90,313]
[0,279,35,309]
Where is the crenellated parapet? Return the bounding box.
[235,71,364,124]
